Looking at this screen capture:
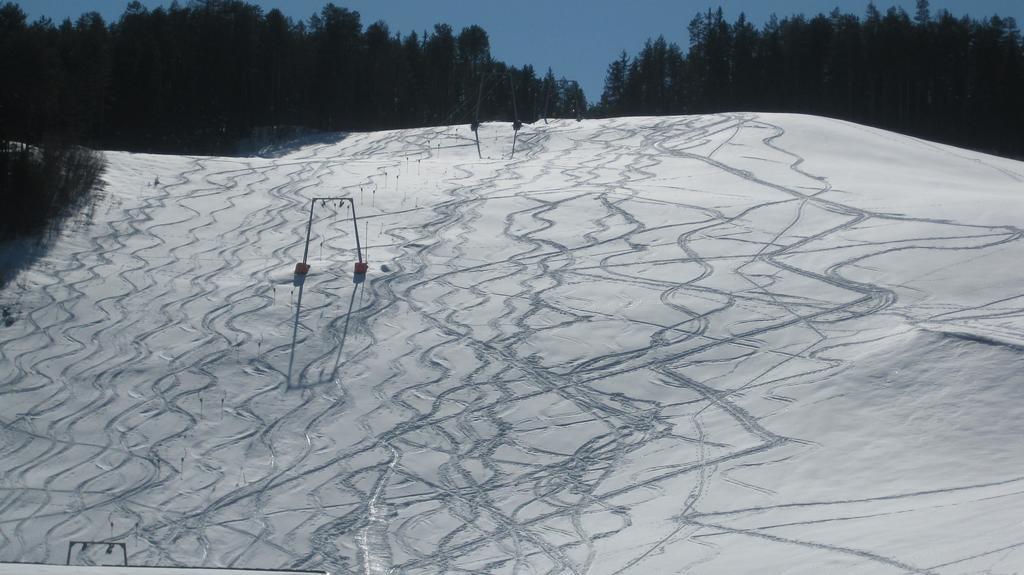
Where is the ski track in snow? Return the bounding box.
[2,114,1024,574]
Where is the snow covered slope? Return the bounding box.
[1,114,1023,574]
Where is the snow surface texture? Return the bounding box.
[1,113,1023,574]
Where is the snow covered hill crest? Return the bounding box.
[2,113,1024,574]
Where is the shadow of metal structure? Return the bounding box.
[330,280,363,377]
[287,272,363,390]
[285,277,307,389]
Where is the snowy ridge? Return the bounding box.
[1,113,1023,574]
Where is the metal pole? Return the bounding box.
[574,81,582,122]
[286,281,304,387]
[473,78,484,159]
[301,198,316,264]
[474,79,485,129]
[349,200,363,263]
[509,74,521,129]
[543,82,550,124]
[509,74,521,159]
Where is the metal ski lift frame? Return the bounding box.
[66,540,128,566]
[295,196,366,276]
[543,79,583,124]
[471,72,522,160]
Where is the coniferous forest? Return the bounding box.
[593,1,1024,159]
[1,0,1023,241]
[0,0,584,157]
[2,0,1022,158]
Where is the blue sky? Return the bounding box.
[13,0,1024,100]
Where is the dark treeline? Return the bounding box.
[594,1,1024,158]
[0,0,586,156]
[0,138,104,246]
